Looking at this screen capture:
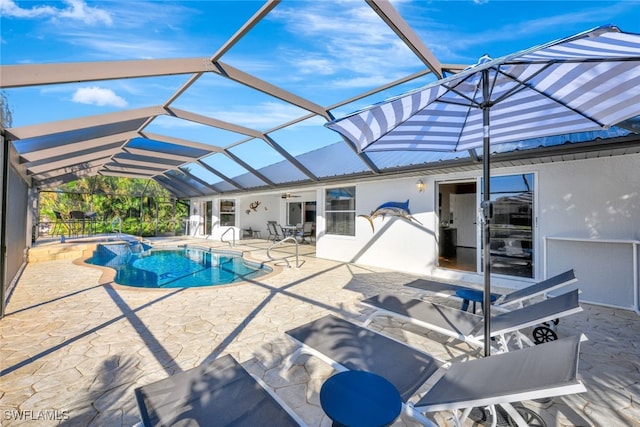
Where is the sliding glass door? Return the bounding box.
[484,173,535,278]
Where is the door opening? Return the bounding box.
[438,181,476,272]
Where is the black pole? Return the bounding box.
[482,69,492,358]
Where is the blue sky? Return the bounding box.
[2,0,640,177]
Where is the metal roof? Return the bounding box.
[1,1,638,199]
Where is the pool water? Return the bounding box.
[86,243,272,288]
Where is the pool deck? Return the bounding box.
[1,237,639,426]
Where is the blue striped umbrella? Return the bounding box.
[326,25,640,357]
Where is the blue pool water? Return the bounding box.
[86,243,272,288]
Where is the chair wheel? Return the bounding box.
[506,405,547,427]
[532,326,557,344]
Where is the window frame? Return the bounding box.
[219,199,236,227]
[324,186,356,237]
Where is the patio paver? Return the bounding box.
[0,237,638,426]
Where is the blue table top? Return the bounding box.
[455,288,499,302]
[320,370,402,427]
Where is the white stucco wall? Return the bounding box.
[315,154,640,310]
[535,154,640,310]
[186,153,639,310]
[316,176,439,276]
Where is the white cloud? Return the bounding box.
[56,0,112,26]
[0,0,112,25]
[0,0,57,18]
[204,102,313,129]
[71,87,127,107]
[268,2,422,89]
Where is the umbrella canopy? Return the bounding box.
[325,25,640,357]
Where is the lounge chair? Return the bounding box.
[135,354,305,427]
[406,269,577,312]
[285,314,586,427]
[361,289,582,351]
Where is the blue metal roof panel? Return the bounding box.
[210,181,238,192]
[232,173,268,189]
[14,119,147,154]
[489,127,631,154]
[258,162,309,184]
[296,141,370,177]
[127,138,212,158]
[368,150,470,169]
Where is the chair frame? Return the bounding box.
[135,354,305,427]
[50,211,69,236]
[285,314,586,427]
[406,269,577,313]
[360,289,582,352]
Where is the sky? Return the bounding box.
[2,0,640,178]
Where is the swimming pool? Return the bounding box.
[86,243,272,288]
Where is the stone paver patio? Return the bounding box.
[1,237,639,426]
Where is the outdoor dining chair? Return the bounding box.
[266,222,284,241]
[68,210,86,237]
[50,211,69,236]
[297,222,314,244]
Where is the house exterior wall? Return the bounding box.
[315,154,640,311]
[189,191,317,241]
[187,154,639,311]
[316,176,439,276]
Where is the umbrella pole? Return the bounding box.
[482,70,492,357]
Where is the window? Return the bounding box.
[219,199,235,227]
[325,187,356,236]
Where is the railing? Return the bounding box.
[220,227,235,247]
[267,236,300,268]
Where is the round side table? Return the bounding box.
[320,370,402,427]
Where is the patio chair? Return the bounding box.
[50,211,69,236]
[284,314,586,427]
[360,289,582,350]
[406,269,577,312]
[68,210,86,237]
[134,354,304,427]
[297,221,314,244]
[267,221,284,242]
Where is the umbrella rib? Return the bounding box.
[441,77,483,109]
[495,65,608,128]
[440,80,482,150]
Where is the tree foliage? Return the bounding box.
[39,176,189,237]
[1,90,13,128]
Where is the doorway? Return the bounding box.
[438,181,477,272]
[287,201,317,225]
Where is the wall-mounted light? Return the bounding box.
[416,178,426,193]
